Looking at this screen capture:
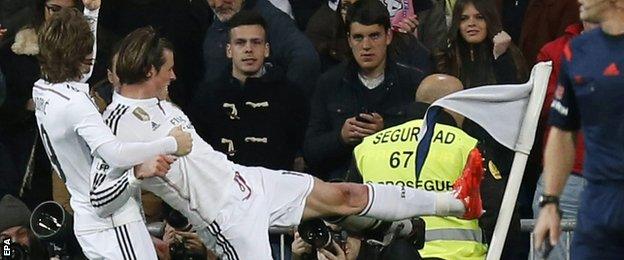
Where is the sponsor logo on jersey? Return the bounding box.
[151,121,161,131]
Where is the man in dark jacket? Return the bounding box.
[193,10,307,171]
[304,0,427,181]
[202,0,320,97]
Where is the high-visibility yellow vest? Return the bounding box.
[353,119,487,260]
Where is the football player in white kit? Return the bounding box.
[32,7,193,259]
[90,16,485,259]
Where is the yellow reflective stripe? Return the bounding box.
[420,240,487,260]
[425,228,483,242]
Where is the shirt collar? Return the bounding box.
[112,91,160,106]
[70,81,89,93]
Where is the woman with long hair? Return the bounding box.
[435,0,528,88]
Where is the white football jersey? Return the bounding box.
[32,80,146,234]
[91,93,236,229]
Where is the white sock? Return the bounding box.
[359,184,437,221]
[435,192,465,217]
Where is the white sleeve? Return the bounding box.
[79,7,99,83]
[89,157,142,218]
[66,96,177,169]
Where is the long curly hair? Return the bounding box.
[37,8,93,83]
[434,0,527,87]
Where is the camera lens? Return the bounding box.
[166,210,190,231]
[298,219,331,249]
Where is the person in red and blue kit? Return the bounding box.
[533,0,624,258]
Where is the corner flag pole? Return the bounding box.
[486,62,551,260]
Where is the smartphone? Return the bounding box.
[356,109,373,123]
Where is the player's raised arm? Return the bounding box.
[65,94,192,168]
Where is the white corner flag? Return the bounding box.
[417,62,552,260]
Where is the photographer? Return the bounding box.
[153,209,215,260]
[0,195,47,259]
[162,222,208,259]
[292,224,361,260]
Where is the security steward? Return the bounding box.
[347,74,488,259]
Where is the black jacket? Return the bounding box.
[191,65,308,170]
[201,0,320,98]
[304,59,426,180]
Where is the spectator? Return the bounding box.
[305,0,432,73]
[519,0,579,68]
[0,194,47,259]
[192,11,308,171]
[434,0,528,88]
[304,0,426,180]
[530,21,597,260]
[415,0,448,51]
[192,11,308,259]
[202,0,320,97]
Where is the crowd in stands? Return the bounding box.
[0,0,586,259]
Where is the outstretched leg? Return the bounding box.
[302,148,485,221]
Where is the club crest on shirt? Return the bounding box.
[132,107,150,121]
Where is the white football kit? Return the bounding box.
[32,7,182,260]
[90,93,314,259]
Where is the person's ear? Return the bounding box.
[226,43,233,59]
[386,29,393,45]
[107,69,114,83]
[146,66,156,78]
[264,43,270,58]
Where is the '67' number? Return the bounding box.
[389,151,414,168]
